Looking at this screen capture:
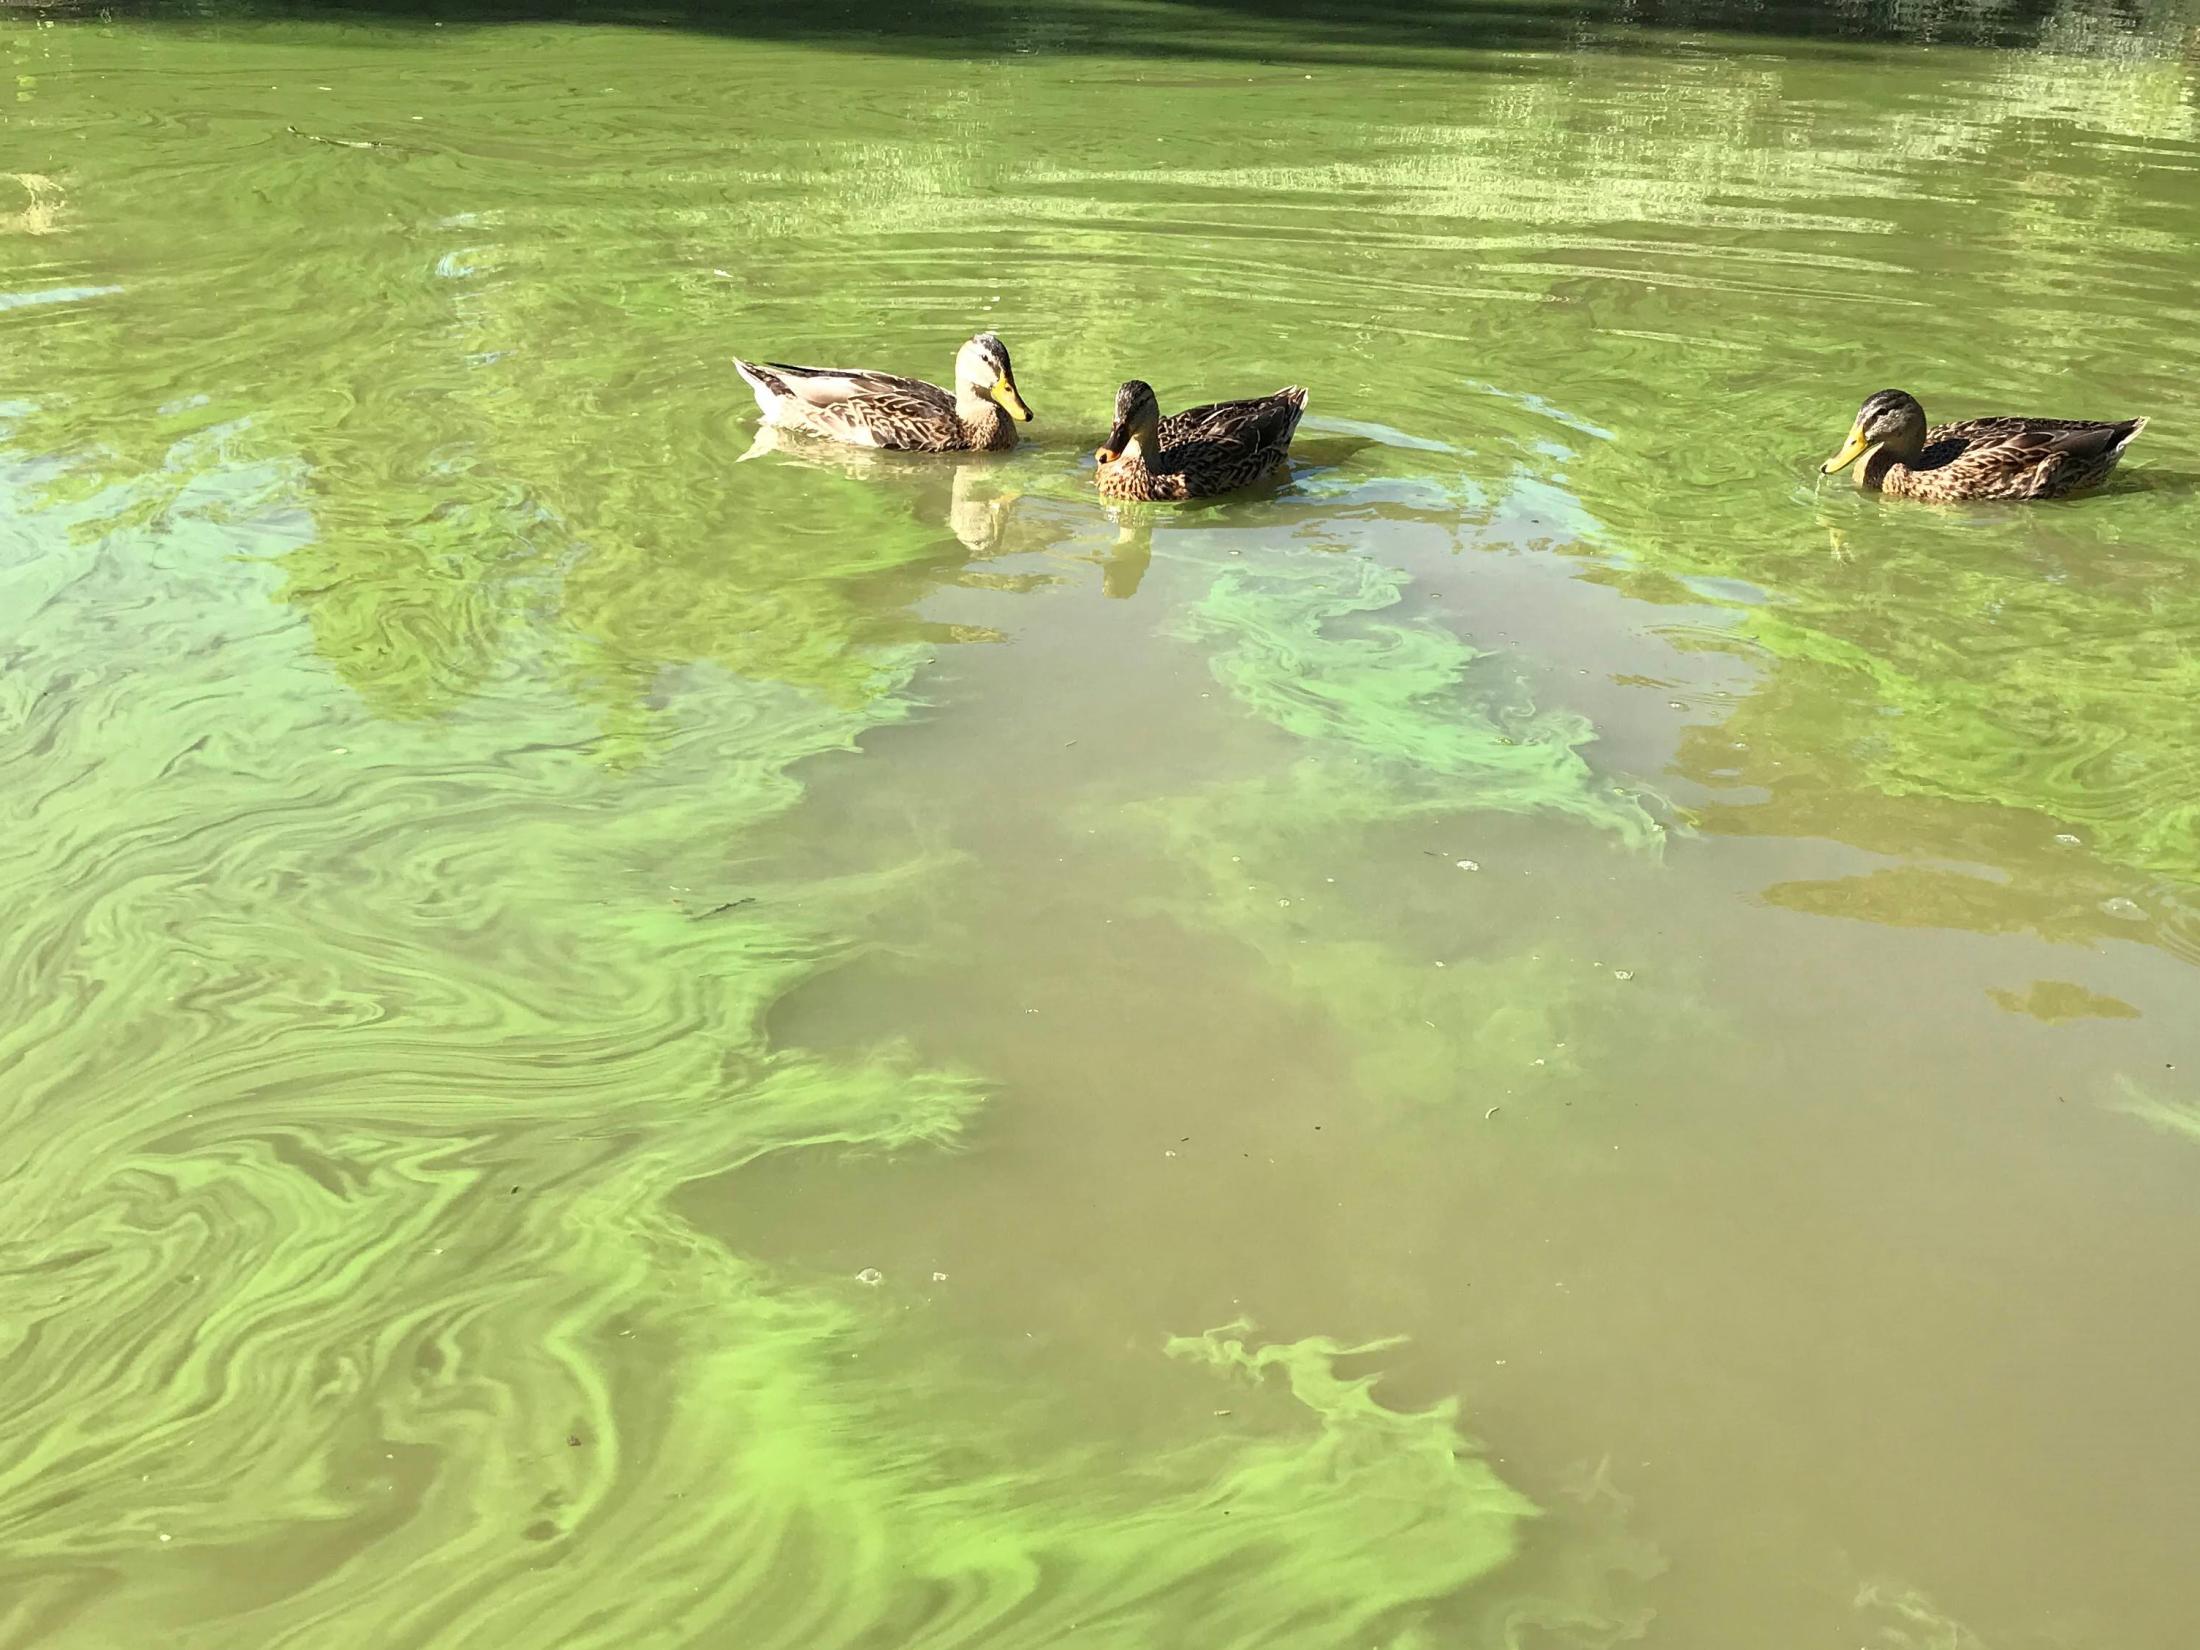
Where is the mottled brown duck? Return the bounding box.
[1821,388,2146,501]
[1093,379,1307,501]
[733,332,1032,452]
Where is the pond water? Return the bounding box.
[4,3,2199,1646]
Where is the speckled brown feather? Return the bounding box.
[1097,387,1307,502]
[733,359,1016,453]
[1876,415,2148,501]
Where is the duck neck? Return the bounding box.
[1856,444,1902,491]
[957,389,1014,449]
[1098,450,1162,501]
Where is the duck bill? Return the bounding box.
[1821,425,1870,476]
[1096,418,1136,466]
[991,378,1034,422]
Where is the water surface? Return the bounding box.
[4,4,2199,1647]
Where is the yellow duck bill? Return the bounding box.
[1821,425,1870,475]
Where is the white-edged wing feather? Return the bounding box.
[733,357,961,450]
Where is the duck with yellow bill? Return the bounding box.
[733,332,1033,452]
[1821,389,2146,502]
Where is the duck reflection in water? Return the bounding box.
[1095,521,1154,599]
[738,423,1153,598]
[738,421,1019,550]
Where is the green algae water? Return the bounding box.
[4,2,2200,1645]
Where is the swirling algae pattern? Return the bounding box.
[10,11,2194,1644]
[0,420,1652,1644]
[5,83,1601,1621]
[8,3,2200,944]
[1109,543,1678,1112]
[0,435,928,1640]
[1171,552,1660,841]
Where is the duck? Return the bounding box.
[1820,389,2146,501]
[733,332,1033,452]
[1093,380,1307,501]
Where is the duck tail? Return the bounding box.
[732,357,789,414]
[2111,416,2148,452]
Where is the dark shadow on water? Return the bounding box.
[30,0,2198,62]
[2115,466,2200,499]
[1288,434,1383,475]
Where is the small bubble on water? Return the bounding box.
[2100,897,2147,921]
[855,1268,883,1286]
[2053,833,2082,847]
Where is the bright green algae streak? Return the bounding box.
[5,5,2200,1649]
[1118,547,1668,1108]
[0,346,1574,1643]
[0,17,1631,1649]
[2109,1078,2200,1146]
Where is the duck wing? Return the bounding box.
[734,359,961,449]
[1160,388,1308,455]
[1128,388,1307,499]
[1917,415,2148,497]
